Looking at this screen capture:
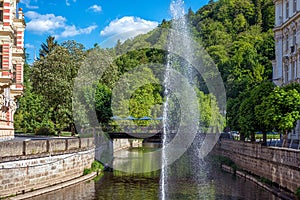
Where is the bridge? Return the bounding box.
[80,124,164,140]
[105,125,163,140]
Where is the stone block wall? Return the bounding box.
[25,140,47,155]
[215,140,300,193]
[0,140,23,157]
[113,139,143,152]
[0,138,95,198]
[0,129,14,141]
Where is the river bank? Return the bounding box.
[0,138,95,198]
[29,146,281,199]
[220,163,295,200]
[213,139,300,199]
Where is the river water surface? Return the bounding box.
[30,146,279,200]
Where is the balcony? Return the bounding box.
[0,69,12,87]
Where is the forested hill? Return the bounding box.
[15,0,276,136]
[115,0,275,131]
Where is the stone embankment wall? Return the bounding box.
[113,139,143,152]
[214,140,300,193]
[0,138,95,198]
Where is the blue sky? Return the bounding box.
[19,0,209,63]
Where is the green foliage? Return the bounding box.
[83,160,104,175]
[35,127,55,136]
[197,89,224,130]
[18,39,85,134]
[17,0,276,136]
[95,83,112,124]
[257,85,300,134]
[111,66,163,126]
[295,187,300,199]
[39,35,58,58]
[193,0,275,132]
[14,83,55,133]
[238,81,275,141]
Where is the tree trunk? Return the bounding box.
[250,132,255,142]
[71,123,75,136]
[262,131,267,146]
[240,132,245,141]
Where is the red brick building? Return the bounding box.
[0,0,25,140]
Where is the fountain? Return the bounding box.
[160,0,198,199]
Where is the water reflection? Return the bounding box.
[113,147,161,175]
[30,147,279,200]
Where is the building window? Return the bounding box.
[293,30,297,45]
[285,64,289,83]
[293,0,297,13]
[286,35,289,52]
[12,64,16,83]
[292,60,296,80]
[286,1,290,19]
[292,30,297,53]
[13,30,17,46]
[0,1,3,22]
[0,45,2,70]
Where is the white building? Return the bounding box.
[273,0,300,140]
[0,0,25,141]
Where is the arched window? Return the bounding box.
[286,0,290,19]
[0,1,3,22]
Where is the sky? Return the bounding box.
[19,0,209,63]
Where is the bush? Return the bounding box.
[35,127,55,136]
[83,161,104,175]
[295,187,300,199]
[83,168,92,175]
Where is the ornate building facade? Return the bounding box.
[0,0,25,141]
[273,0,300,140]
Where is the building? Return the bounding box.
[0,0,25,141]
[273,0,300,140]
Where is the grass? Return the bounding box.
[255,134,280,140]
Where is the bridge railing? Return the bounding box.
[102,124,163,134]
[78,124,163,137]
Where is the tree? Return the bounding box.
[111,67,162,126]
[238,81,275,143]
[95,83,113,124]
[39,36,58,58]
[14,84,55,134]
[31,41,86,134]
[257,86,300,145]
[197,89,224,131]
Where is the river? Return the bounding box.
[30,146,279,200]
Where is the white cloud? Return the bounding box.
[100,16,158,41]
[88,4,102,13]
[59,25,97,38]
[20,0,39,9]
[25,43,35,49]
[25,11,66,33]
[66,0,76,6]
[25,11,97,38]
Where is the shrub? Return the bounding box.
[83,168,92,175]
[83,161,104,175]
[295,187,300,199]
[35,127,55,136]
